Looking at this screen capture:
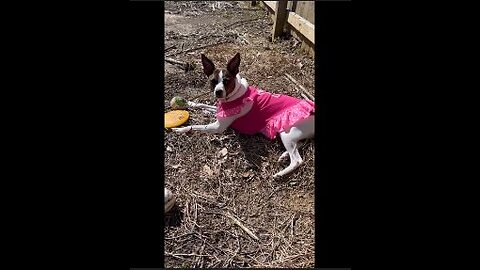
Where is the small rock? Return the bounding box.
[242,171,253,178]
[218,147,228,157]
[166,146,173,152]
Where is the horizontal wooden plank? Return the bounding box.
[287,11,315,44]
[263,1,277,12]
[294,1,315,24]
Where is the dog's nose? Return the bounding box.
[215,90,223,98]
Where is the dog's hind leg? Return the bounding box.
[277,141,306,163]
[278,151,289,162]
[273,115,314,179]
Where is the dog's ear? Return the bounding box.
[201,54,215,77]
[227,53,240,75]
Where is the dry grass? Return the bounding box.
[164,1,315,268]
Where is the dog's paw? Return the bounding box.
[273,173,283,180]
[171,127,192,133]
[277,151,289,163]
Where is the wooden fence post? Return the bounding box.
[291,0,297,12]
[271,0,289,41]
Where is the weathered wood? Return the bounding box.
[287,0,297,12]
[263,1,277,11]
[294,1,314,24]
[272,0,288,41]
[287,11,315,44]
[260,1,314,56]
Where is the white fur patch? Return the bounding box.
[214,70,225,97]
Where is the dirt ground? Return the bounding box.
[164,1,315,268]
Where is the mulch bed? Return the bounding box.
[164,1,315,268]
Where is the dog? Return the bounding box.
[172,53,315,179]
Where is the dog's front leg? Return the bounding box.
[172,99,254,134]
[171,119,232,134]
[187,101,217,113]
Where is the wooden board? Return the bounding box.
[263,1,277,11]
[287,11,315,44]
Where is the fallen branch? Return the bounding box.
[165,57,195,72]
[225,211,259,241]
[285,73,315,101]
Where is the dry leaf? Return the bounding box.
[203,164,213,176]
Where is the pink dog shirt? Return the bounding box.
[217,86,315,140]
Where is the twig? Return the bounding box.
[291,213,300,237]
[285,73,315,101]
[165,57,187,66]
[240,35,250,45]
[225,212,259,241]
[164,231,195,240]
[165,45,176,52]
[225,17,263,28]
[164,252,196,262]
[166,40,233,57]
[165,252,211,257]
[198,33,239,41]
[189,90,212,100]
[300,93,311,101]
[165,57,195,72]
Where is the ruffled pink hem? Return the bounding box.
[217,97,253,118]
[261,100,315,140]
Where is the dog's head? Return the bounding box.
[201,53,241,100]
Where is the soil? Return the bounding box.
[164,1,315,268]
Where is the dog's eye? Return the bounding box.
[210,79,217,85]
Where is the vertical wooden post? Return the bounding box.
[271,0,289,41]
[291,0,297,12]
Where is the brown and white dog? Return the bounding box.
[172,53,315,179]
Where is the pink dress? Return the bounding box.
[217,86,315,140]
